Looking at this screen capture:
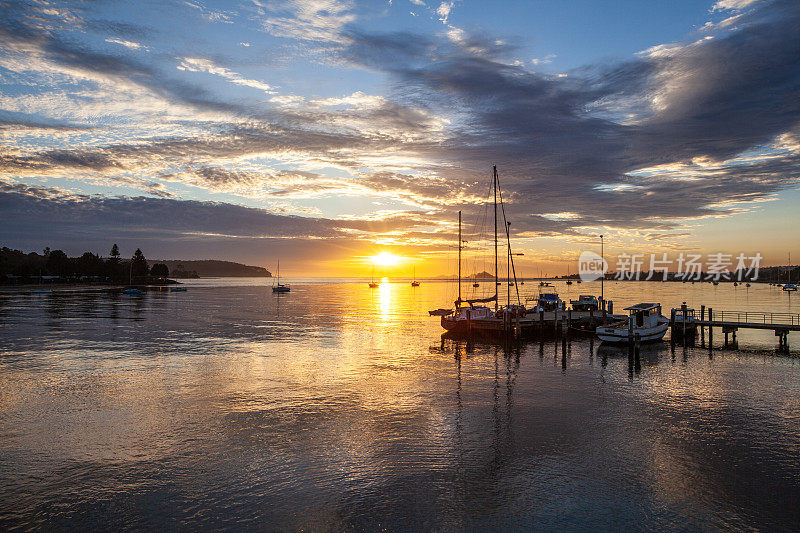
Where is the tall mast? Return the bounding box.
[458,210,462,303]
[507,223,511,308]
[493,165,498,311]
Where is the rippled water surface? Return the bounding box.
[1,279,799,531]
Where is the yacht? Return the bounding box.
[596,303,669,344]
[368,265,379,288]
[272,260,290,293]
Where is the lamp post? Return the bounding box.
[600,234,604,314]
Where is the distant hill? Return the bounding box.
[435,270,495,280]
[160,260,271,277]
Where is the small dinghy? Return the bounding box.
[429,308,453,316]
[170,286,187,292]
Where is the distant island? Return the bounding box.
[157,260,271,278]
[0,245,271,285]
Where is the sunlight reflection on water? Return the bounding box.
[0,279,798,530]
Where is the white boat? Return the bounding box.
[570,294,599,311]
[272,260,290,293]
[596,303,669,344]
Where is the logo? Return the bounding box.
[578,250,608,282]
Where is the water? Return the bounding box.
[0,279,798,530]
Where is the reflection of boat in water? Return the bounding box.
[122,288,142,295]
[170,286,187,292]
[570,294,598,311]
[596,342,667,363]
[596,303,668,343]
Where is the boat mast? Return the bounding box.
[493,165,498,311]
[458,210,462,303]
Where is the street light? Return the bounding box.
[600,234,604,314]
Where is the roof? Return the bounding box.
[624,303,660,311]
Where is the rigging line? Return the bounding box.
[495,171,521,306]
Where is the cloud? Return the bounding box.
[177,57,276,93]
[712,0,761,12]
[436,2,454,23]
[105,38,145,50]
[258,0,356,43]
[1,0,799,261]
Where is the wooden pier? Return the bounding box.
[671,304,798,351]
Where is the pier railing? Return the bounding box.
[708,310,800,326]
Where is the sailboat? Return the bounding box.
[784,252,797,292]
[411,266,420,287]
[272,260,290,293]
[369,265,379,288]
[439,166,521,333]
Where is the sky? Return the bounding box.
[0,0,798,276]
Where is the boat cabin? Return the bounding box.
[672,306,695,322]
[624,303,663,328]
[453,304,492,321]
[532,293,562,312]
[570,294,598,311]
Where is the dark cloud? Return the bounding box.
[341,0,800,225]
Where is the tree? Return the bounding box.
[131,249,149,279]
[46,250,71,277]
[109,244,120,262]
[76,252,104,277]
[150,263,169,278]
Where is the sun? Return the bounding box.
[371,252,401,266]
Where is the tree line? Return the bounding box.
[0,244,195,284]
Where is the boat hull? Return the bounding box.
[596,321,669,344]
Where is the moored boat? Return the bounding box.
[596,303,668,343]
[570,294,599,311]
[531,292,562,312]
[272,260,290,293]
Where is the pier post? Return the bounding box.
[628,316,634,357]
[608,300,613,314]
[670,308,676,337]
[700,305,705,347]
[681,302,688,348]
[708,307,713,351]
[567,309,572,337]
[589,308,594,327]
